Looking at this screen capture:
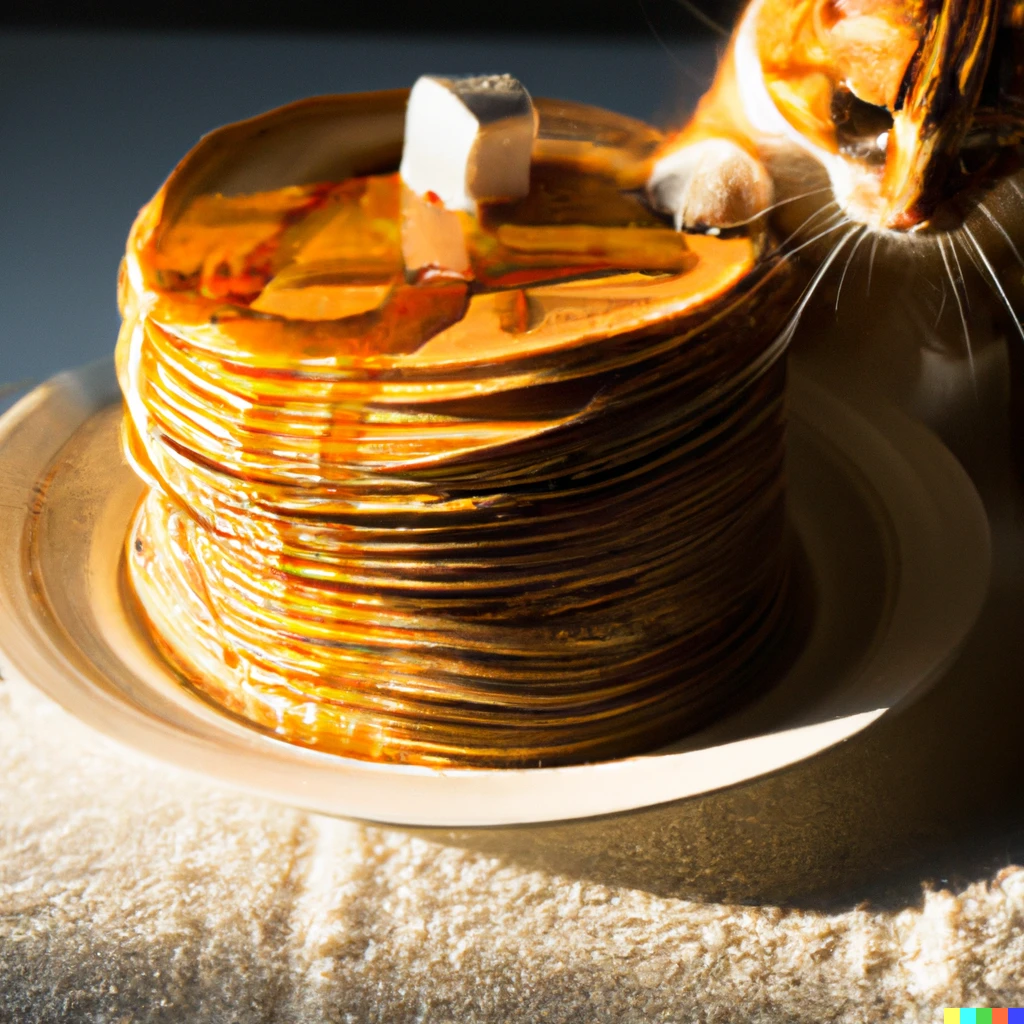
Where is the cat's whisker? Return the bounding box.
[977,201,1024,275]
[779,225,860,346]
[940,235,977,394]
[725,185,834,228]
[778,211,848,262]
[957,231,988,282]
[963,223,1024,349]
[834,225,869,313]
[948,234,973,310]
[866,233,881,296]
[938,235,974,373]
[934,274,949,328]
[770,203,841,257]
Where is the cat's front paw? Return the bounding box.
[648,138,772,232]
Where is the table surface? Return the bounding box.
[3,28,1024,1023]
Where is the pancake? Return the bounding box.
[116,90,797,768]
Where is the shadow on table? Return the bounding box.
[404,569,1024,913]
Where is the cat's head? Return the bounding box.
[751,0,1020,230]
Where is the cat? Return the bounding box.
[647,0,1024,486]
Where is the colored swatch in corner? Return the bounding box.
[944,1010,1024,1023]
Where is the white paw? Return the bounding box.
[648,138,773,231]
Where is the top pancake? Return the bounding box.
[122,93,759,380]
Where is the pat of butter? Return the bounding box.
[399,74,537,213]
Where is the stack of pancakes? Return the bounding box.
[117,92,796,767]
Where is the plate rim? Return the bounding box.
[0,357,992,827]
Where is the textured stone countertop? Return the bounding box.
[4,632,1024,1024]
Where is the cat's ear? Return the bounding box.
[647,138,773,231]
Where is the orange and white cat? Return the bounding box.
[650,0,1024,483]
[649,0,1012,232]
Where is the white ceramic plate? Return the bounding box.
[0,357,990,827]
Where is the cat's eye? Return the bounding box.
[831,87,894,166]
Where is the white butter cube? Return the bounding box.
[400,74,537,212]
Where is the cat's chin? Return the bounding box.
[829,173,895,234]
[810,155,922,235]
